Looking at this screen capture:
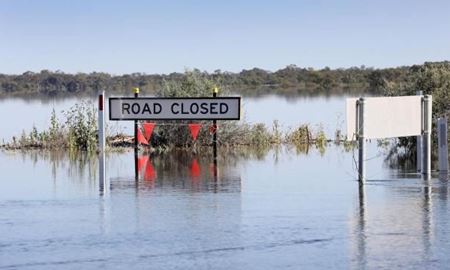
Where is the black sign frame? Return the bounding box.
[108,97,241,121]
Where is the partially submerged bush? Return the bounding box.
[286,124,311,145]
[4,101,97,151]
[65,101,97,151]
[314,126,327,152]
[248,123,272,146]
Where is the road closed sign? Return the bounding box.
[109,97,241,120]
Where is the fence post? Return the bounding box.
[423,95,432,177]
[98,91,106,193]
[358,97,366,183]
[437,117,449,174]
[416,91,423,172]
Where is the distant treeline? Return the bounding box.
[1,61,450,99]
[0,63,419,97]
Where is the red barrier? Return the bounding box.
[188,123,202,141]
[143,122,155,141]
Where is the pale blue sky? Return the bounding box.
[1,0,449,74]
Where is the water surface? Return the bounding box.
[1,145,449,269]
[1,94,448,269]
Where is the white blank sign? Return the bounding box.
[346,96,422,140]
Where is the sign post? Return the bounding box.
[212,87,219,165]
[347,95,431,183]
[133,87,139,182]
[108,94,241,181]
[423,95,432,177]
[357,97,366,183]
[98,91,106,194]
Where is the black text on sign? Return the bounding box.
[109,97,241,120]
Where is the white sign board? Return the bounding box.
[109,97,241,120]
[346,96,423,140]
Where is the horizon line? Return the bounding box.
[1,60,448,76]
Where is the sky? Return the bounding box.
[1,0,449,75]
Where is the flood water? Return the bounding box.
[1,144,449,269]
[1,95,449,269]
[0,95,345,141]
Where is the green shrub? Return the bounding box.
[286,124,311,145]
[64,101,97,151]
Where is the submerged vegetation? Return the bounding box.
[1,104,339,153]
[0,71,343,152]
[5,101,98,151]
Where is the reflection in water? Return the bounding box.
[19,149,99,189]
[422,175,432,257]
[99,151,107,196]
[425,176,450,259]
[351,174,450,269]
[123,149,243,194]
[16,145,317,197]
[351,183,367,270]
[116,144,333,194]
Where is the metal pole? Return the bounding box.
[423,95,432,176]
[213,87,218,164]
[98,91,106,193]
[98,91,106,154]
[134,87,139,181]
[416,90,423,172]
[358,97,366,183]
[437,117,449,174]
